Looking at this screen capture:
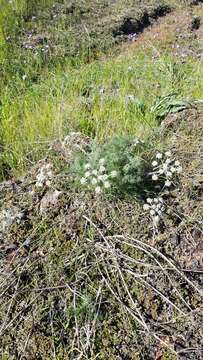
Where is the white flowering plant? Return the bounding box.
[143,197,165,226]
[150,151,182,188]
[80,159,118,194]
[71,136,147,197]
[141,150,183,226]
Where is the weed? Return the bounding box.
[151,92,192,120]
[72,136,148,198]
[150,150,182,187]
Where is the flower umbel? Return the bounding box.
[143,197,165,226]
[151,151,182,188]
[80,159,118,194]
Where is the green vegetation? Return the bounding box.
[1,45,202,178]
[0,0,203,179]
[0,1,203,359]
[72,136,148,198]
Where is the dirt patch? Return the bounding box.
[112,5,171,37]
[0,106,203,359]
[15,1,174,63]
[123,4,203,61]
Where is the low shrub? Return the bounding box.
[71,136,149,198]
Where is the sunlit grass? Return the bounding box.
[1,46,202,178]
[0,0,203,179]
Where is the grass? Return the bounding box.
[1,49,203,178]
[0,0,203,179]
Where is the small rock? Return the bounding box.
[40,190,62,214]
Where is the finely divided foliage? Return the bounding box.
[76,138,183,226]
[80,159,118,194]
[72,136,147,198]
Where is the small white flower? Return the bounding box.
[85,171,91,178]
[147,198,153,204]
[99,88,105,95]
[165,180,172,187]
[80,177,87,185]
[84,163,91,170]
[99,165,106,173]
[99,158,105,165]
[22,75,27,80]
[143,204,150,210]
[101,174,108,181]
[165,151,171,157]
[98,175,104,181]
[177,166,182,173]
[150,209,156,216]
[158,168,165,175]
[110,170,118,178]
[92,169,98,176]
[170,166,176,173]
[95,186,101,194]
[91,178,98,185]
[156,153,162,159]
[163,163,168,171]
[152,161,158,167]
[152,204,156,210]
[104,181,111,189]
[154,198,159,204]
[152,174,159,181]
[165,158,171,165]
[175,160,180,166]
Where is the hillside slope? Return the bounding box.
[0,1,203,359]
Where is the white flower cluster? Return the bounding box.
[80,159,118,194]
[143,197,165,226]
[36,163,53,187]
[151,151,182,187]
